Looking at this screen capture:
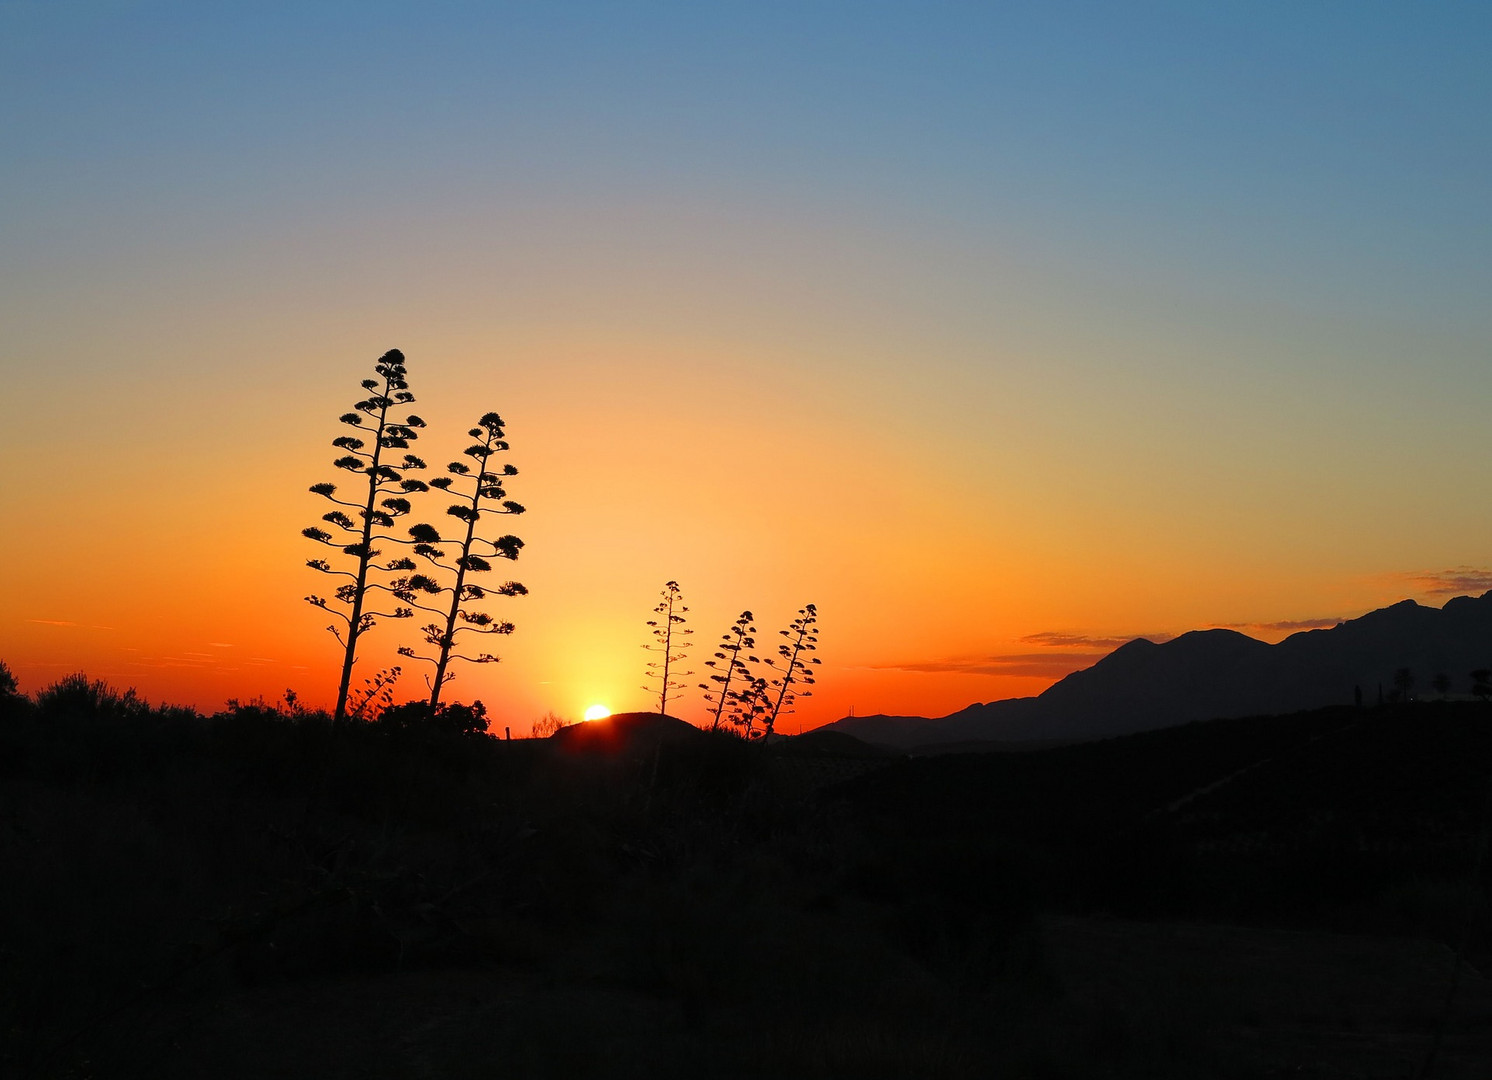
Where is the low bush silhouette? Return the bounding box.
[375,699,490,737]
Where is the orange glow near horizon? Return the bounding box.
[5,5,1492,737]
[1,328,1486,731]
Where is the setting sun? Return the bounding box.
[583,704,611,722]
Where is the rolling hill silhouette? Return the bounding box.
[548,710,703,753]
[825,592,1492,749]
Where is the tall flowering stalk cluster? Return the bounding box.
[303,349,428,723]
[393,412,527,709]
[303,352,525,722]
[649,590,823,740]
[699,603,819,740]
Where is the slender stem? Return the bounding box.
[709,624,744,731]
[767,626,808,737]
[333,384,394,724]
[428,441,491,710]
[659,594,674,716]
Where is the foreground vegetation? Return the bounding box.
[3,672,1492,1077]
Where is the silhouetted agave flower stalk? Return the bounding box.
[346,665,402,722]
[700,610,758,732]
[302,349,428,723]
[734,675,773,740]
[762,604,821,739]
[642,581,692,716]
[392,412,526,709]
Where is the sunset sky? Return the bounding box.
[5,2,1491,731]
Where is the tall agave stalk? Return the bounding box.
[393,412,526,709]
[762,604,820,739]
[700,610,758,731]
[303,349,427,723]
[642,581,692,716]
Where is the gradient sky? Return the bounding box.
[5,2,1491,730]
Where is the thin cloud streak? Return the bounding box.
[1213,617,1344,634]
[1019,631,1172,650]
[1404,567,1492,596]
[870,626,1183,682]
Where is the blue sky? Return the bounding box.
[4,2,1491,720]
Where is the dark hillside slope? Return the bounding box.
[837,701,1492,937]
[822,592,1492,747]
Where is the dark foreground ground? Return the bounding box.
[4,684,1492,1078]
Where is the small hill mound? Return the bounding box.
[773,729,896,758]
[548,711,704,754]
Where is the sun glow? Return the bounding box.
[583,704,611,722]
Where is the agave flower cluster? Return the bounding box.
[696,603,821,740]
[303,353,525,721]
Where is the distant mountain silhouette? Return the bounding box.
[824,593,1492,749]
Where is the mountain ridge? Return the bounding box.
[823,592,1492,749]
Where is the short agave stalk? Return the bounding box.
[346,665,402,722]
[762,604,821,740]
[303,349,428,723]
[732,675,773,740]
[393,412,526,709]
[700,610,758,731]
[642,581,692,717]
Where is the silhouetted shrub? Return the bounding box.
[376,699,490,736]
[35,672,149,722]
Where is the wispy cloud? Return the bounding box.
[1019,631,1168,650]
[1213,617,1343,634]
[867,626,1176,681]
[1403,567,1492,596]
[26,619,114,631]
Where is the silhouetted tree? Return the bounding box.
[761,603,821,739]
[700,611,759,732]
[1392,666,1415,704]
[392,412,526,708]
[1472,669,1491,702]
[642,581,692,716]
[303,349,427,722]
